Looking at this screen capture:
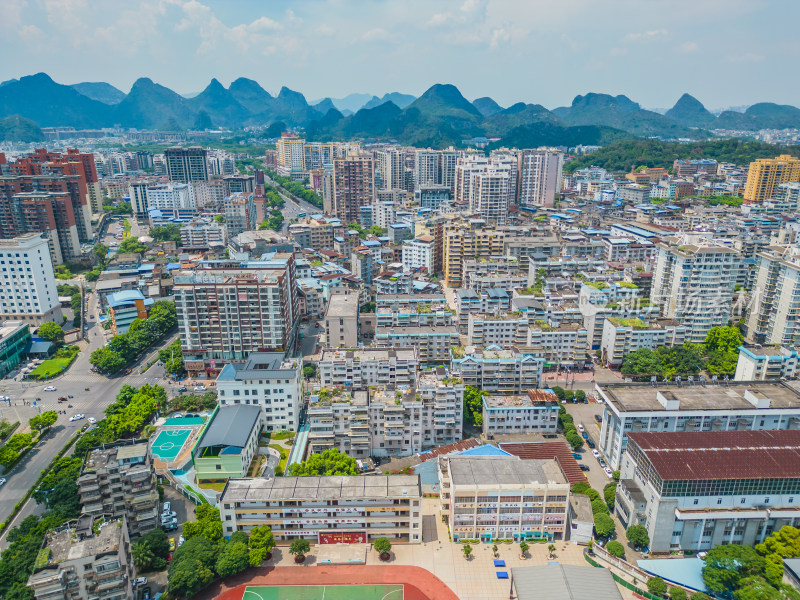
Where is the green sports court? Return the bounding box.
[150,428,193,461]
[242,585,404,600]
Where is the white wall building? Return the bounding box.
[318,347,419,389]
[601,318,687,367]
[518,148,564,208]
[482,390,560,436]
[216,352,303,432]
[746,246,800,345]
[734,346,800,381]
[401,236,435,272]
[146,182,195,211]
[597,381,800,470]
[0,233,62,325]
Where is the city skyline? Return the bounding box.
[0,0,798,110]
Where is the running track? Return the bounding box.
[198,565,459,600]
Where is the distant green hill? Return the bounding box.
[665,94,716,128]
[70,81,126,105]
[0,115,45,141]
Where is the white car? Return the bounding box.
[194,385,207,391]
[70,414,85,422]
[578,424,585,432]
[0,477,6,486]
[88,417,96,424]
[178,535,185,546]
[133,577,147,586]
[592,449,600,458]
[604,467,614,478]
[44,386,57,392]
[163,501,171,512]
[596,397,604,404]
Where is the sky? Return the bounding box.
[0,0,798,111]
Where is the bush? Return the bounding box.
[648,577,668,597]
[606,540,625,559]
[670,587,687,600]
[594,514,615,538]
[604,482,617,511]
[626,524,650,549]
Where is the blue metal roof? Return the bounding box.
[637,558,709,593]
[458,444,512,457]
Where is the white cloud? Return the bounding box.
[460,0,480,12]
[489,27,510,49]
[679,41,699,53]
[361,28,388,42]
[623,29,668,42]
[315,24,334,36]
[427,12,452,27]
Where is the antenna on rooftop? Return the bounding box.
[675,375,682,386]
[712,375,718,384]
[687,376,694,385]
[650,376,657,386]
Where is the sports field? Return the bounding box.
[243,584,404,600]
[151,428,192,461]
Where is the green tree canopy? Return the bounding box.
[704,326,744,354]
[247,524,276,566]
[670,588,688,600]
[702,544,766,596]
[288,448,360,476]
[118,237,148,254]
[374,537,392,555]
[594,514,615,538]
[215,541,250,578]
[38,322,65,344]
[606,540,625,558]
[648,577,668,596]
[626,524,650,549]
[289,538,310,557]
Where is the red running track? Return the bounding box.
[200,565,459,600]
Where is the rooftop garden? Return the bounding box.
[610,317,647,329]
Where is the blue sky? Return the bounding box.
[0,0,797,110]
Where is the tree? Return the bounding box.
[214,215,226,223]
[247,525,275,566]
[594,514,616,539]
[604,482,617,511]
[702,544,766,596]
[302,364,317,379]
[38,322,65,344]
[575,389,586,403]
[118,237,148,254]
[548,543,556,558]
[215,541,250,578]
[626,524,650,549]
[288,448,359,476]
[670,587,688,600]
[571,482,591,495]
[150,225,182,243]
[591,497,610,516]
[167,535,218,597]
[93,243,109,265]
[29,411,58,434]
[690,594,712,600]
[757,526,800,559]
[132,541,155,571]
[648,577,668,596]
[519,540,529,556]
[606,540,625,559]
[230,531,249,546]
[566,430,584,450]
[732,576,796,600]
[462,544,472,559]
[289,538,310,559]
[463,385,487,426]
[90,347,126,373]
[705,326,744,354]
[374,537,392,557]
[621,348,663,377]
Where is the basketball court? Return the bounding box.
[243,585,404,600]
[150,428,192,461]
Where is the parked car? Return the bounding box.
[572,453,582,459]
[194,385,207,391]
[178,536,185,546]
[162,511,177,520]
[133,578,147,586]
[44,386,57,392]
[594,414,602,423]
[169,538,176,552]
[57,397,67,403]
[581,432,588,440]
[69,414,85,422]
[0,477,6,486]
[586,438,596,449]
[591,449,600,458]
[163,501,171,512]
[577,424,585,432]
[604,467,614,478]
[88,417,96,424]
[578,464,590,472]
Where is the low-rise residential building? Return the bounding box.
[401,235,435,272]
[601,317,687,367]
[467,312,529,347]
[374,325,459,363]
[193,405,264,483]
[318,347,419,389]
[77,440,159,537]
[616,430,800,552]
[455,288,512,333]
[216,352,302,432]
[524,324,589,370]
[734,346,800,381]
[597,381,800,470]
[180,222,225,248]
[28,516,134,600]
[105,290,153,335]
[375,306,454,328]
[219,475,423,543]
[324,293,359,348]
[439,455,570,542]
[451,345,544,393]
[288,218,335,251]
[482,389,560,436]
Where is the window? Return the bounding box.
[693,499,699,505]
[717,498,722,505]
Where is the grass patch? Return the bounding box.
[269,444,289,474]
[30,351,79,379]
[123,219,131,238]
[197,481,226,492]
[265,430,295,442]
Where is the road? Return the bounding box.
[264,173,324,233]
[0,283,170,537]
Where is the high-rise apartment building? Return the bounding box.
[518,148,564,208]
[77,440,159,538]
[443,219,506,287]
[651,236,741,342]
[744,154,800,203]
[746,246,800,345]
[471,169,510,224]
[0,233,62,325]
[330,153,374,224]
[145,183,195,211]
[223,192,256,237]
[164,146,208,183]
[128,181,149,219]
[375,147,406,190]
[174,255,299,374]
[276,133,306,178]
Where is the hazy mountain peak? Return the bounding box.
[665,93,715,127]
[472,96,503,117]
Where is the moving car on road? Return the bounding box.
[44,386,56,392]
[69,414,85,422]
[0,478,6,486]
